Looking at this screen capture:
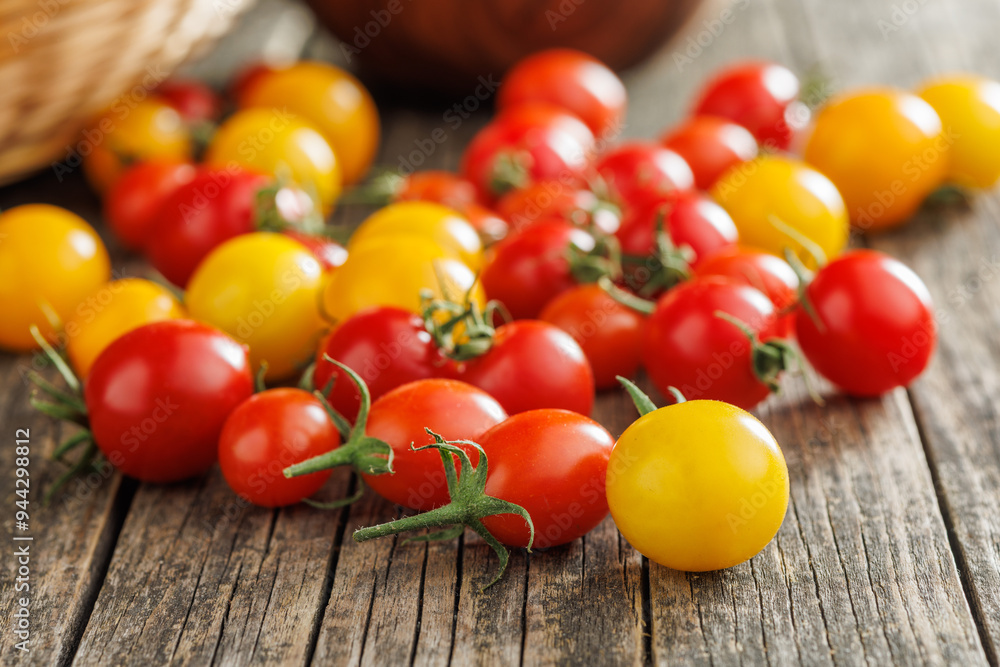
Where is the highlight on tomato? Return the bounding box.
[594,142,694,208]
[104,159,196,251]
[660,115,759,190]
[608,379,789,571]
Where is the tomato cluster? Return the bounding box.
[17,49,1000,587]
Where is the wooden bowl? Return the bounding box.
[0,0,253,184]
[306,0,702,92]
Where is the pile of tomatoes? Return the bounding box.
[10,49,1000,585]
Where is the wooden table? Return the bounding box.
[2,0,999,664]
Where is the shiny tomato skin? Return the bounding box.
[156,80,222,124]
[695,246,799,338]
[539,284,646,389]
[362,379,508,511]
[461,104,596,202]
[462,321,595,416]
[642,277,780,410]
[496,48,627,138]
[660,116,759,190]
[84,320,254,483]
[396,170,479,208]
[481,219,595,320]
[145,168,271,287]
[795,250,936,396]
[495,180,620,235]
[105,160,196,251]
[595,142,694,207]
[693,61,802,150]
[479,409,614,548]
[284,231,348,271]
[219,388,339,507]
[314,307,459,423]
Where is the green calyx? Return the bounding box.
[617,376,686,416]
[489,152,531,197]
[598,276,655,316]
[337,169,407,206]
[26,326,103,504]
[782,247,825,333]
[620,206,694,297]
[282,358,395,486]
[420,288,509,362]
[713,311,793,394]
[254,180,327,236]
[353,429,534,589]
[567,230,623,285]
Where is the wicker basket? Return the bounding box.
[0,0,254,184]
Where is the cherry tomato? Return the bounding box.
[479,409,614,548]
[695,246,799,338]
[313,306,459,423]
[540,284,645,389]
[394,170,479,208]
[104,160,196,251]
[83,97,192,194]
[795,250,936,396]
[348,202,483,269]
[461,104,596,202]
[363,379,507,511]
[804,89,946,231]
[323,235,484,324]
[608,397,789,571]
[460,203,510,246]
[219,388,339,507]
[918,75,1000,189]
[284,231,348,271]
[84,320,254,483]
[642,277,782,409]
[481,219,596,320]
[205,108,342,213]
[237,61,379,185]
[0,205,110,351]
[496,48,627,138]
[186,232,326,381]
[595,142,694,207]
[230,61,279,102]
[462,320,594,416]
[495,180,620,235]
[693,61,804,150]
[65,278,185,378]
[145,168,272,287]
[712,155,848,268]
[660,115,759,190]
[156,80,222,124]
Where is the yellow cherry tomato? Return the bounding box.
[607,399,789,572]
[712,155,848,268]
[83,97,192,194]
[0,205,110,351]
[918,75,1000,189]
[323,235,484,324]
[238,61,379,185]
[186,233,327,381]
[804,88,948,232]
[348,202,483,269]
[65,278,185,377]
[205,108,342,214]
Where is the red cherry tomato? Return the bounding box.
[156,79,223,124]
[462,320,594,416]
[695,246,799,338]
[692,61,804,151]
[616,190,739,294]
[145,168,271,287]
[479,409,614,548]
[104,160,197,251]
[481,219,596,320]
[461,104,596,202]
[660,116,759,190]
[362,379,507,511]
[495,180,620,235]
[395,170,479,208]
[496,48,627,138]
[595,142,694,207]
[230,62,279,103]
[540,284,646,389]
[459,203,510,245]
[642,277,782,409]
[84,320,254,483]
[218,388,339,507]
[284,231,348,271]
[313,307,458,423]
[795,250,936,396]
